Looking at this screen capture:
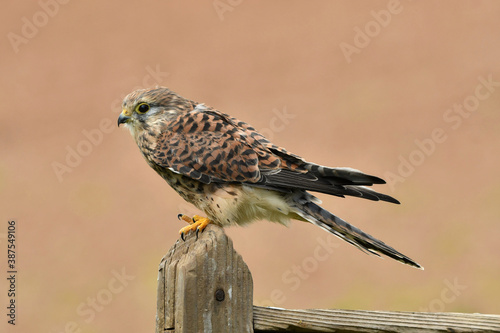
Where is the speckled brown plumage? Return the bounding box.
[118,87,422,269]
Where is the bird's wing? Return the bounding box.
[150,107,398,203]
[225,113,399,203]
[149,108,283,184]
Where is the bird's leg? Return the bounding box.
[177,214,212,241]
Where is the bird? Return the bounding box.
[118,87,422,269]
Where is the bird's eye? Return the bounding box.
[136,103,150,114]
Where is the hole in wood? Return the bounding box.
[215,288,225,302]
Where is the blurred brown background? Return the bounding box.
[1,1,500,332]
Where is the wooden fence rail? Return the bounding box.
[155,224,500,332]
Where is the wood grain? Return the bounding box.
[156,224,253,333]
[253,306,500,332]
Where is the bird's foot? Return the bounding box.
[177,215,212,241]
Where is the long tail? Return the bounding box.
[291,193,423,269]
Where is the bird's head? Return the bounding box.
[118,86,194,138]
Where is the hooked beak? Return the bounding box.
[117,111,131,127]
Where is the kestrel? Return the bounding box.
[118,87,422,269]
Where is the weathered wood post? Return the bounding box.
[156,224,253,333]
[155,224,500,332]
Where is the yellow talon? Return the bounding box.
[178,215,212,241]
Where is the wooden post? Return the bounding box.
[156,224,253,333]
[156,224,500,332]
